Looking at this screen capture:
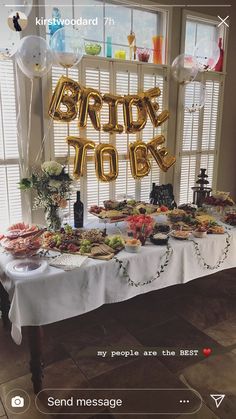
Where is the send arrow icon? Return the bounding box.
[210,394,225,408]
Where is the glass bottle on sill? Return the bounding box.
[74,191,84,228]
[106,36,112,58]
[152,35,163,64]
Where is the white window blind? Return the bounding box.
[140,69,167,201]
[177,74,223,204]
[49,57,168,221]
[0,60,22,230]
[114,64,138,200]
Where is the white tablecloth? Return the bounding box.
[0,223,236,345]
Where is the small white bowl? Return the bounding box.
[125,244,141,253]
[192,230,207,238]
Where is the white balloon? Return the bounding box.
[16,36,53,79]
[184,81,206,113]
[0,31,19,60]
[171,54,199,85]
[194,39,220,71]
[50,27,83,68]
[7,0,32,17]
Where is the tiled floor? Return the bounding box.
[1,268,236,419]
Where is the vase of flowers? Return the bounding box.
[127,214,154,245]
[19,161,73,231]
[44,205,62,232]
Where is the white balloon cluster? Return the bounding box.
[171,40,220,113]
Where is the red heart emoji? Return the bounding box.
[203,348,212,357]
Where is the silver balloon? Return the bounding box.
[16,36,53,78]
[171,54,199,85]
[50,27,83,68]
[194,39,220,71]
[184,81,206,113]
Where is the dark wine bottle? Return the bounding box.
[74,191,84,228]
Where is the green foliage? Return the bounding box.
[19,164,73,210]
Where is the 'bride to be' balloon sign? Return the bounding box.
[49,75,176,182]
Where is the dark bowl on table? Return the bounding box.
[150,233,169,245]
[154,223,170,234]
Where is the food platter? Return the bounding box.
[42,226,125,260]
[89,199,158,223]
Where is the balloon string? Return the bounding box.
[26,78,34,176]
[35,118,53,164]
[15,60,25,177]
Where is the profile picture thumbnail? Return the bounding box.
[8,11,28,32]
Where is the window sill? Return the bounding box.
[81,54,168,70]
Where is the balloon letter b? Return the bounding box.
[49,76,81,122]
[147,135,176,172]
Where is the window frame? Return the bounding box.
[45,0,170,65]
[180,9,228,74]
[174,9,228,204]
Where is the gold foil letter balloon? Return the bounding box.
[102,94,124,133]
[48,76,81,122]
[79,88,103,131]
[95,144,118,182]
[142,87,169,127]
[123,95,147,133]
[129,141,151,179]
[147,135,176,172]
[66,137,95,178]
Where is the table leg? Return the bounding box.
[28,326,44,394]
[0,282,10,329]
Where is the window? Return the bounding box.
[175,12,226,204]
[0,60,23,230]
[48,57,168,221]
[45,1,166,62]
[185,19,219,57]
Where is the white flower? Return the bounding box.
[48,180,61,189]
[42,161,63,176]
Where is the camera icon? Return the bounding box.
[11,396,24,408]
